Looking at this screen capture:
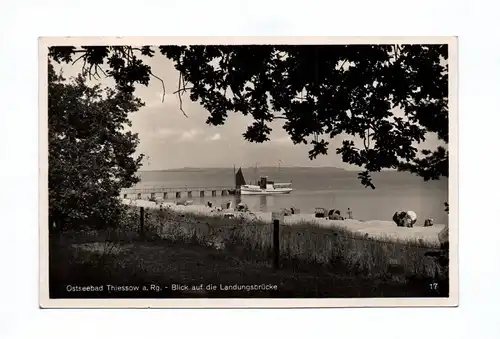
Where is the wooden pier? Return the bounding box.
[121,186,238,200]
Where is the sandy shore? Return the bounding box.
[122,199,446,244]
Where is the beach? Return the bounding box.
[122,198,446,244]
[134,168,449,224]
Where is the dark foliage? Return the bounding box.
[48,62,144,231]
[48,44,448,189]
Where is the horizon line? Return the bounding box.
[137,166,390,172]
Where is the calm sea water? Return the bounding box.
[135,168,449,224]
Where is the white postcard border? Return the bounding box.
[39,36,458,309]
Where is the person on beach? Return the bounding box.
[347,208,353,219]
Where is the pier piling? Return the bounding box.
[273,219,280,269]
[139,207,145,239]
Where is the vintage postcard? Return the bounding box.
[39,36,458,308]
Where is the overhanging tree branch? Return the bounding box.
[47,44,449,189]
[177,72,188,118]
[149,71,165,103]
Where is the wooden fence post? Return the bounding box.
[139,207,145,239]
[273,219,280,269]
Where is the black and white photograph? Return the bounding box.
[39,36,457,308]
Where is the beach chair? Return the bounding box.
[314,207,326,218]
[392,211,411,227]
[328,209,344,220]
[424,218,434,227]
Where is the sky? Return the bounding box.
[54,47,445,171]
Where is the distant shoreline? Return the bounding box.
[139,166,352,172]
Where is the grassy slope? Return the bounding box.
[50,235,444,299]
[49,208,449,298]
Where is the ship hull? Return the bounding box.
[240,186,293,195]
[236,168,293,195]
